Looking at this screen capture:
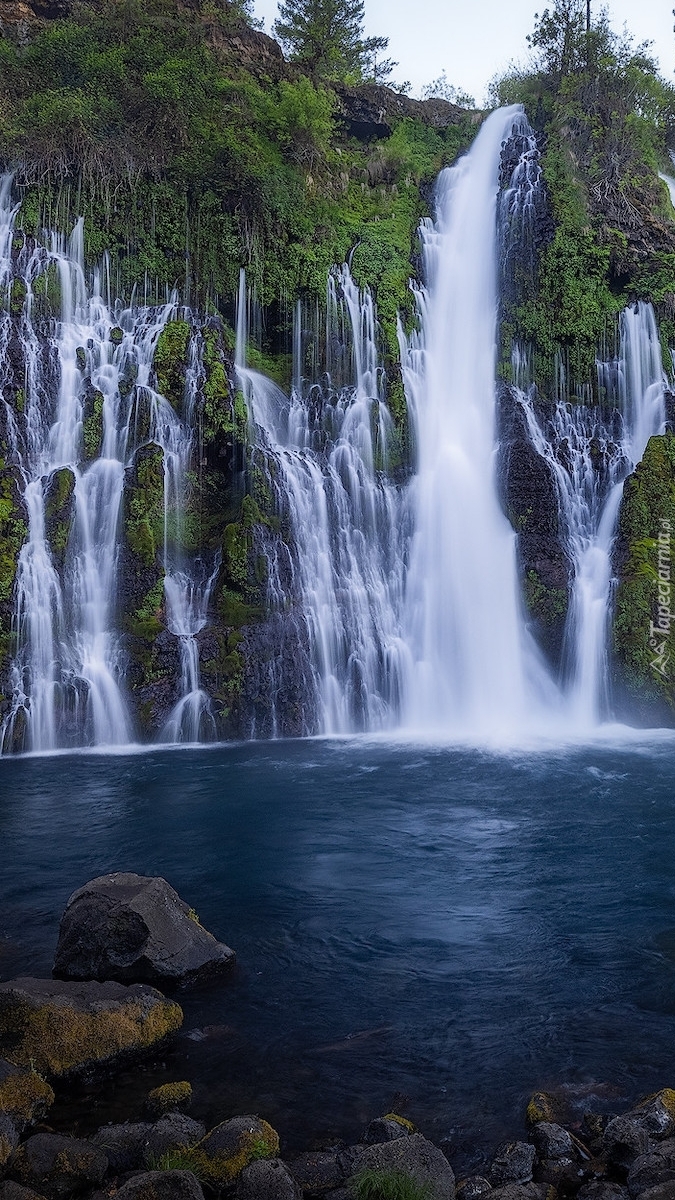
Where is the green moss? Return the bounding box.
[146,1081,193,1117]
[0,464,26,610]
[125,445,165,568]
[188,1118,280,1186]
[126,579,165,641]
[9,278,26,317]
[82,388,104,461]
[523,569,568,627]
[0,992,183,1078]
[154,319,191,409]
[0,1065,54,1130]
[613,432,675,710]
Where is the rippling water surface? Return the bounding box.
[2,735,675,1169]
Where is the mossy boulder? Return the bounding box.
[189,1117,280,1186]
[146,1082,193,1118]
[526,1092,562,1128]
[110,326,124,346]
[349,1134,456,1200]
[153,321,191,410]
[0,977,183,1080]
[53,873,235,988]
[124,444,165,570]
[612,433,675,722]
[10,1134,108,1199]
[0,1060,53,1134]
[43,468,75,571]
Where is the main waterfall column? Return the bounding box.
[401,107,553,738]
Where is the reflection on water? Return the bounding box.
[1,737,675,1170]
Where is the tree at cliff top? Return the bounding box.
[273,0,392,82]
[492,0,675,395]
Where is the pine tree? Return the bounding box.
[273,0,369,79]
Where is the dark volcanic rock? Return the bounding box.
[53,873,235,988]
[489,1142,536,1187]
[112,1172,204,1200]
[9,1134,108,1198]
[349,1134,456,1200]
[627,1139,675,1197]
[0,1114,19,1167]
[0,977,182,1078]
[289,1150,352,1195]
[604,1115,652,1169]
[456,1180,492,1200]
[143,1114,206,1164]
[530,1122,574,1160]
[0,1184,48,1200]
[362,1115,413,1145]
[236,1159,301,1200]
[497,383,572,669]
[577,1186,629,1200]
[90,1122,152,1173]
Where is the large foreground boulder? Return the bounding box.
[108,1172,204,1200]
[0,978,182,1078]
[349,1133,456,1200]
[189,1117,280,1186]
[53,874,235,988]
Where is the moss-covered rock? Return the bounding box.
[525,1092,562,1128]
[43,467,75,571]
[146,1082,193,1118]
[0,1060,54,1133]
[189,1117,280,1187]
[0,978,183,1080]
[0,449,27,714]
[82,385,104,461]
[110,1171,204,1200]
[154,321,191,410]
[124,444,165,570]
[612,433,675,722]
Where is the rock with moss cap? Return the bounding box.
[0,977,183,1079]
[349,1134,456,1200]
[53,873,235,988]
[0,1061,54,1133]
[362,1114,415,1145]
[9,1133,108,1198]
[146,1082,194,1118]
[189,1117,280,1186]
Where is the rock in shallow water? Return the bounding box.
[0,977,183,1078]
[53,874,235,988]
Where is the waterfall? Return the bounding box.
[236,267,409,735]
[0,193,161,751]
[398,107,557,737]
[0,176,211,752]
[519,304,665,724]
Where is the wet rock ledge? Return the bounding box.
[1,875,675,1200]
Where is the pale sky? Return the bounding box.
[253,0,673,106]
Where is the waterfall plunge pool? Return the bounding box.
[2,735,675,1172]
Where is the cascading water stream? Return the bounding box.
[0,177,177,751]
[399,107,558,737]
[519,303,665,724]
[236,267,409,735]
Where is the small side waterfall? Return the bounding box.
[519,304,665,724]
[0,195,174,751]
[236,267,409,735]
[399,107,557,737]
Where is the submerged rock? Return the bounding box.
[349,1133,456,1200]
[53,873,235,988]
[0,1061,54,1132]
[0,977,183,1078]
[10,1133,108,1198]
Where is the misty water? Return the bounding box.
[3,737,675,1169]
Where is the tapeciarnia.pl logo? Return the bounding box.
[649,518,673,679]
